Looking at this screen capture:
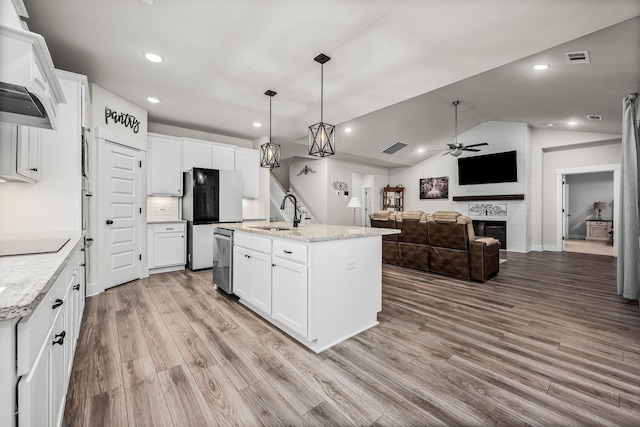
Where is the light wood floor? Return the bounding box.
[63,251,640,426]
[565,238,614,257]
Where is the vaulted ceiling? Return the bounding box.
[23,0,640,167]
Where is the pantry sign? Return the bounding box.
[91,83,147,144]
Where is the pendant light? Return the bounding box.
[308,53,335,157]
[260,90,280,168]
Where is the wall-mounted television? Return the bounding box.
[458,150,517,185]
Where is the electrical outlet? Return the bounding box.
[346,259,356,270]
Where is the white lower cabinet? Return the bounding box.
[233,245,272,316]
[272,257,308,337]
[15,243,85,427]
[231,230,382,354]
[147,222,186,273]
[233,233,308,337]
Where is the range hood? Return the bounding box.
[0,24,65,130]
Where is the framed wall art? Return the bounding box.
[420,176,449,199]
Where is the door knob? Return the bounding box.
[106,219,113,225]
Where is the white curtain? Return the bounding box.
[617,94,640,300]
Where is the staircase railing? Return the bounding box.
[269,171,317,224]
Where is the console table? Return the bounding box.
[585,220,612,242]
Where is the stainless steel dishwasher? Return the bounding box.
[213,227,234,293]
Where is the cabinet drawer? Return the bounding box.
[153,222,186,233]
[235,232,271,254]
[273,240,308,264]
[16,268,71,376]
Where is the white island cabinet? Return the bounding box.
[0,232,85,427]
[226,223,399,353]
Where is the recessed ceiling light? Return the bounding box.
[567,121,578,126]
[253,122,262,128]
[144,52,164,63]
[547,123,554,127]
[532,64,550,70]
[147,97,160,103]
[417,148,424,153]
[345,127,352,133]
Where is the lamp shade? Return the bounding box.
[593,201,607,210]
[347,197,362,208]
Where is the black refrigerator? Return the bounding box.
[183,168,242,270]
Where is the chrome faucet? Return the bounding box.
[280,193,300,227]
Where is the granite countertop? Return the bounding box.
[0,231,83,321]
[218,222,400,242]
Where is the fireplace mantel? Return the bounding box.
[452,194,525,202]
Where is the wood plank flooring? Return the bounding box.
[63,251,640,426]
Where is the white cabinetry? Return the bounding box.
[231,229,381,353]
[147,134,182,195]
[212,144,235,171]
[234,148,259,198]
[183,138,213,170]
[147,222,186,274]
[272,257,308,337]
[233,233,272,316]
[183,138,237,171]
[0,122,40,182]
[16,242,85,427]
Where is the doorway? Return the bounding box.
[556,164,620,257]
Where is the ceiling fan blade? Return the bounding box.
[446,144,457,149]
[442,150,454,156]
[462,148,481,152]
[464,142,489,148]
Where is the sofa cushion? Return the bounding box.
[427,221,469,251]
[397,213,429,245]
[429,247,470,279]
[399,243,429,271]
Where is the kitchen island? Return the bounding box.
[218,222,399,353]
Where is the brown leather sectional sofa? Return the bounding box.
[370,210,500,282]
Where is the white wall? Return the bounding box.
[287,157,389,226]
[288,157,328,224]
[566,172,614,238]
[540,144,621,249]
[0,74,83,233]
[326,159,389,226]
[529,128,621,250]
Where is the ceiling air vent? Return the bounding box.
[565,51,590,64]
[587,114,603,120]
[381,141,408,155]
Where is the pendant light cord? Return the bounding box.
[269,96,272,142]
[320,64,324,123]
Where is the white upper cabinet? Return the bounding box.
[148,134,182,196]
[212,144,235,171]
[182,138,213,171]
[234,148,259,198]
[0,122,40,182]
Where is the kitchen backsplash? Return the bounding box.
[147,196,181,222]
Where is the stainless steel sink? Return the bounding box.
[249,225,292,232]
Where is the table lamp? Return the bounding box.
[593,201,606,220]
[347,197,362,226]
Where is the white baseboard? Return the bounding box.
[530,244,543,252]
[85,280,103,297]
[544,245,562,252]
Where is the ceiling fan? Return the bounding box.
[443,100,488,157]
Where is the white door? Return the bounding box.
[562,179,569,250]
[272,257,308,337]
[99,141,142,289]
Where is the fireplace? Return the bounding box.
[473,220,507,249]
